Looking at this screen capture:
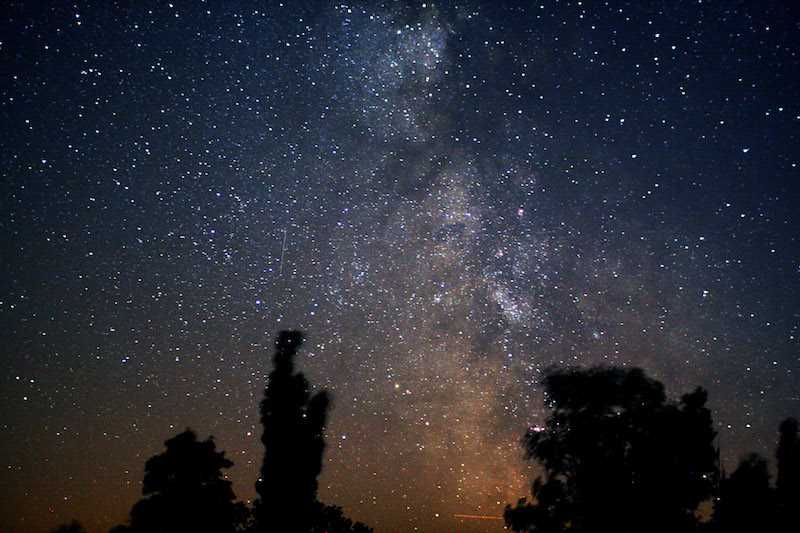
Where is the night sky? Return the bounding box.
[1,2,799,532]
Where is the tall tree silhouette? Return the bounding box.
[776,417,800,531]
[111,429,242,533]
[713,453,774,533]
[505,366,717,533]
[254,330,330,533]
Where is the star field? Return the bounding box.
[1,2,799,532]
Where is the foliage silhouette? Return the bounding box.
[505,366,717,533]
[50,520,86,533]
[253,330,371,533]
[111,429,243,533]
[712,452,774,533]
[312,503,374,533]
[704,417,800,533]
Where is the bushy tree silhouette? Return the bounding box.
[111,429,242,533]
[253,330,330,532]
[50,520,86,533]
[505,366,717,533]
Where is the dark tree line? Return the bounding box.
[50,342,797,533]
[505,366,799,533]
[56,331,371,533]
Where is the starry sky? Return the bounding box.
[1,2,799,532]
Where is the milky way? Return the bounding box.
[1,2,799,532]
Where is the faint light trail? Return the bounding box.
[278,227,287,275]
[453,513,504,521]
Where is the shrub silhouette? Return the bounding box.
[505,366,717,533]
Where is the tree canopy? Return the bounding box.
[113,429,242,533]
[506,366,717,533]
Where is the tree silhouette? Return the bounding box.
[253,330,371,533]
[50,520,86,533]
[111,429,242,533]
[253,330,330,533]
[505,366,717,533]
[713,453,774,533]
[312,503,374,533]
[776,417,799,531]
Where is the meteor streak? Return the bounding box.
[453,513,504,521]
